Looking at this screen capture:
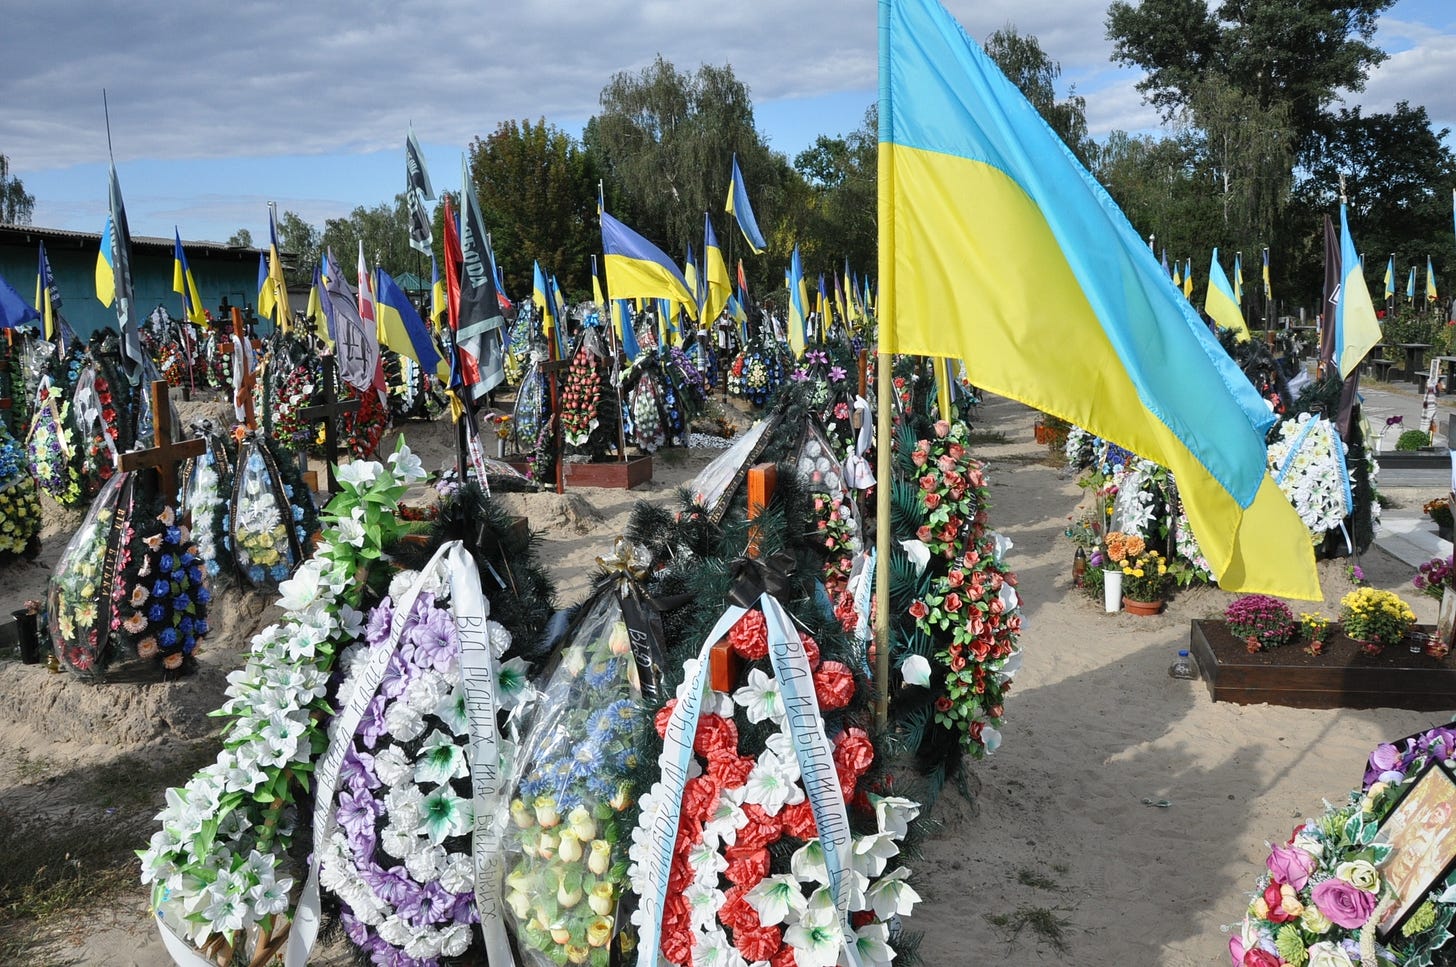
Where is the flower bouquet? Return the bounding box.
[1425,498,1454,537]
[1119,549,1171,604]
[72,354,129,501]
[794,423,862,594]
[1225,595,1298,653]
[1413,555,1454,602]
[141,442,429,965]
[26,377,83,506]
[1266,414,1351,539]
[1340,588,1417,653]
[47,473,130,675]
[561,344,603,448]
[319,551,527,966]
[502,587,652,967]
[0,420,41,556]
[180,423,234,583]
[267,360,320,455]
[899,417,1023,764]
[629,603,922,967]
[629,376,667,452]
[110,499,210,674]
[513,360,549,455]
[341,385,390,461]
[228,433,311,590]
[1232,728,1456,967]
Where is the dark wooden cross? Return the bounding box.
[709,463,777,692]
[120,380,206,503]
[300,354,362,494]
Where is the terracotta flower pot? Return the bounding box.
[1122,596,1163,616]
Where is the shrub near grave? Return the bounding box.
[1224,595,1299,653]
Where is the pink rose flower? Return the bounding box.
[1311,878,1378,928]
[1266,844,1317,891]
[933,420,950,437]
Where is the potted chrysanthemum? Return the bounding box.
[1339,587,1417,654]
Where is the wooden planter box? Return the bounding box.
[1189,619,1456,711]
[564,455,654,490]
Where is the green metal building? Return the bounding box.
[0,223,266,339]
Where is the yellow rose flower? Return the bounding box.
[1335,859,1380,893]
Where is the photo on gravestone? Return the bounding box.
[1377,761,1456,942]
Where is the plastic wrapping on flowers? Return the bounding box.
[561,345,603,448]
[26,379,84,506]
[47,472,129,675]
[72,358,127,501]
[112,499,210,674]
[513,361,549,455]
[502,591,648,967]
[227,435,309,591]
[629,376,667,452]
[688,419,773,515]
[318,566,523,966]
[180,427,234,584]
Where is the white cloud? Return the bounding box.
[1344,18,1456,133]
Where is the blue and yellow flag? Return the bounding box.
[703,214,731,324]
[1384,255,1396,301]
[1182,258,1193,298]
[617,300,640,359]
[0,271,40,329]
[787,246,808,357]
[377,267,449,381]
[1171,261,1181,289]
[36,240,61,342]
[263,204,292,328]
[95,216,116,308]
[1262,248,1272,300]
[725,154,767,254]
[1408,265,1417,302]
[1428,256,1439,303]
[683,244,701,312]
[877,0,1318,599]
[1204,249,1249,341]
[1335,204,1382,379]
[172,229,207,326]
[431,254,446,332]
[1233,252,1243,304]
[600,211,698,318]
[257,251,273,320]
[307,262,331,343]
[532,261,555,338]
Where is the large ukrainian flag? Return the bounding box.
[878,0,1318,599]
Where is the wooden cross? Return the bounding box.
[300,354,361,494]
[120,380,206,503]
[710,462,777,692]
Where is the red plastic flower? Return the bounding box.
[729,609,769,660]
[813,661,855,711]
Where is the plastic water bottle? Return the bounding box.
[1168,649,1196,680]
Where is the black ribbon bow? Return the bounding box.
[727,550,796,608]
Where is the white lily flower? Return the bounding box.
[899,654,931,688]
[898,539,930,575]
[746,873,810,925]
[872,795,922,840]
[791,839,829,884]
[854,921,897,966]
[783,888,844,967]
[389,441,427,483]
[733,667,785,724]
[866,866,921,919]
[336,460,383,488]
[852,832,900,879]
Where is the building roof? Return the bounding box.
[0,222,269,260]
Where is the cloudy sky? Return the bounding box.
[2,0,1451,246]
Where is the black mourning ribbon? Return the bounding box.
[726,550,795,609]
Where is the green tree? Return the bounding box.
[227,228,254,248]
[1095,128,1221,266]
[792,105,878,281]
[276,209,321,283]
[0,154,33,224]
[1290,102,1456,303]
[1106,0,1392,148]
[584,55,793,286]
[319,195,419,280]
[983,25,1097,167]
[468,119,601,300]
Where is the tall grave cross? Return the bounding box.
[120,380,206,502]
[709,463,777,692]
[301,353,361,494]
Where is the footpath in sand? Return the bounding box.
[0,387,1452,966]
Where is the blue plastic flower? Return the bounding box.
[160,553,175,572]
[159,627,178,648]
[152,579,171,597]
[148,603,166,623]
[196,586,211,605]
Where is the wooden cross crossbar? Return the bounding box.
[709,463,778,692]
[120,380,206,503]
[300,354,362,494]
